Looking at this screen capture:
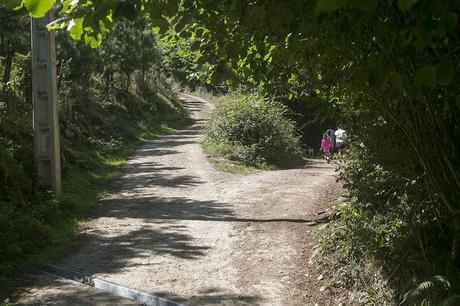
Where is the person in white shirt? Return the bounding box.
[334,127,347,156]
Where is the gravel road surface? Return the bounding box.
[15,93,341,305]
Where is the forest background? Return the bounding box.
[1,0,460,304]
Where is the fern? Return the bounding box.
[401,275,451,305]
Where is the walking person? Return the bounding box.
[334,126,347,156]
[320,133,332,163]
[326,128,335,157]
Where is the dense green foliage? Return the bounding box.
[313,2,460,303]
[0,9,187,295]
[203,94,303,169]
[3,0,460,303]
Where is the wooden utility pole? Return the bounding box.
[31,11,61,197]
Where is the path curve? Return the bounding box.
[17,93,340,305]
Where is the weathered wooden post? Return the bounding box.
[31,11,61,197]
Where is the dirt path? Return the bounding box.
[16,93,341,305]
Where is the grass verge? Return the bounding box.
[202,140,276,174]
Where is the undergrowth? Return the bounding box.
[203,93,304,171]
[319,202,460,305]
[318,143,460,305]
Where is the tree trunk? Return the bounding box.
[2,50,14,110]
[2,51,14,91]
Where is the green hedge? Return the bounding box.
[204,94,303,168]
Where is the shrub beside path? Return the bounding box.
[15,93,342,305]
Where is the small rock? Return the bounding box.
[317,274,323,281]
[319,286,326,292]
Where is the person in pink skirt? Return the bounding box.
[320,133,332,163]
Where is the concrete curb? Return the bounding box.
[46,264,186,306]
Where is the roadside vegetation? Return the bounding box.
[0,10,188,297]
[202,93,304,172]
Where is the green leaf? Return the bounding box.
[152,17,169,35]
[23,0,56,18]
[397,0,417,11]
[3,0,22,10]
[317,0,343,12]
[84,32,102,48]
[263,53,271,61]
[67,18,83,40]
[175,14,191,32]
[437,60,455,86]
[163,0,178,17]
[414,64,436,88]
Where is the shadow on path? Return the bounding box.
[96,196,235,221]
[57,223,211,277]
[153,287,264,306]
[96,195,331,224]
